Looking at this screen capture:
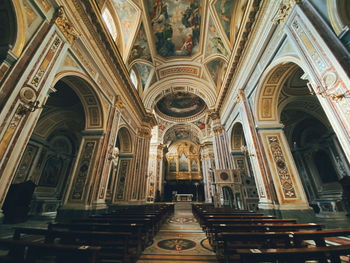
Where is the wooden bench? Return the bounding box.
[12,227,139,262]
[216,229,350,262]
[236,245,350,263]
[207,223,324,247]
[0,238,101,263]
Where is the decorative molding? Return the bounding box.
[31,37,62,87]
[267,135,297,199]
[273,0,300,24]
[53,6,79,44]
[158,66,201,79]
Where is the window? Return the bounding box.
[102,8,117,40]
[130,69,138,89]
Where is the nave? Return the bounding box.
[0,202,350,262]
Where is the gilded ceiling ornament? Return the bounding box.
[53,6,79,44]
[273,0,300,25]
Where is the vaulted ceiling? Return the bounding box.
[99,0,258,144]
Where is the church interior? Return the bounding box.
[1,0,350,262]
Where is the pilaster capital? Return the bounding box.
[52,6,79,44]
[273,0,300,25]
[137,126,152,138]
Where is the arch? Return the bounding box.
[254,58,313,125]
[0,0,25,60]
[162,123,202,145]
[230,122,245,151]
[52,71,104,130]
[117,126,133,154]
[327,0,350,35]
[143,77,217,110]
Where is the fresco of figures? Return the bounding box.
[147,0,202,57]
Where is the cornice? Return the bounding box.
[72,0,156,127]
[216,0,262,112]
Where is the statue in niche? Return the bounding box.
[110,147,120,166]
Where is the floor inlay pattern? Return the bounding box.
[138,202,218,262]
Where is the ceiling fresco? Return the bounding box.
[156,92,206,118]
[163,125,200,145]
[112,0,137,50]
[214,0,234,41]
[147,0,202,58]
[206,58,227,87]
[206,16,229,57]
[100,0,256,146]
[134,63,152,89]
[128,23,152,64]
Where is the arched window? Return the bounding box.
[102,8,117,40]
[130,69,138,89]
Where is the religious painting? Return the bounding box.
[191,159,198,172]
[175,128,190,140]
[169,159,177,172]
[147,0,202,57]
[128,23,152,64]
[214,0,234,40]
[156,92,206,118]
[134,63,152,90]
[179,152,188,172]
[206,17,228,57]
[39,155,63,187]
[206,58,226,86]
[112,0,137,49]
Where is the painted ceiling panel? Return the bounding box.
[134,63,152,90]
[112,0,137,50]
[206,16,229,57]
[128,23,152,64]
[214,0,234,41]
[147,0,202,58]
[206,58,226,87]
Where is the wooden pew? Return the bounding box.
[216,229,350,263]
[236,245,350,263]
[207,223,324,247]
[0,238,101,263]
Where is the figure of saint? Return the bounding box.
[176,34,193,56]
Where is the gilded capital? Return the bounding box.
[53,6,79,44]
[273,0,300,25]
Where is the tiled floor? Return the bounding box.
[137,202,218,262]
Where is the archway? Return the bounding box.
[2,74,105,221]
[279,66,350,216]
[108,126,134,203]
[230,122,259,210]
[163,140,204,202]
[255,61,350,216]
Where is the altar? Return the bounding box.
[176,193,193,202]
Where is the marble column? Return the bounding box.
[200,142,215,203]
[61,131,104,213]
[146,143,165,202]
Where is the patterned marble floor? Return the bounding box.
[137,202,218,262]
